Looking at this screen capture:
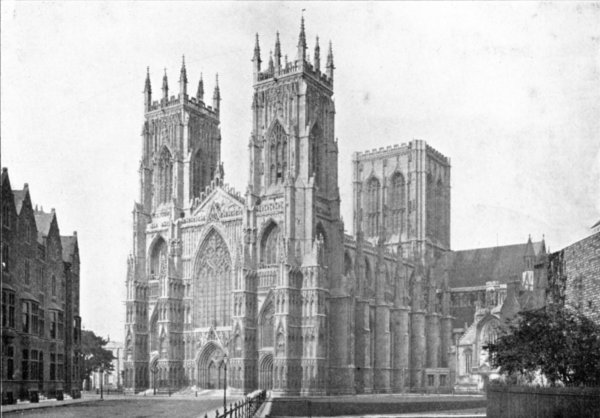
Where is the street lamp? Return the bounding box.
[222,353,229,411]
[150,363,158,395]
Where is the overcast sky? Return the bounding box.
[2,1,599,341]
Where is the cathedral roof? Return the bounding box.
[442,240,544,288]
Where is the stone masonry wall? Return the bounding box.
[563,231,600,322]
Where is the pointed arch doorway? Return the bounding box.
[259,353,273,390]
[197,342,226,389]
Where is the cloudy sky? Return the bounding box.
[2,1,599,341]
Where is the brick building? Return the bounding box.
[1,168,82,403]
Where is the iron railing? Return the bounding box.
[207,390,267,418]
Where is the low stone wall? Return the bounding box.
[487,384,600,418]
[267,395,486,417]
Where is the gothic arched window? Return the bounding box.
[365,177,381,237]
[268,122,287,186]
[259,302,275,349]
[193,230,231,328]
[156,147,173,205]
[435,178,445,244]
[150,237,167,278]
[192,150,204,199]
[388,172,406,234]
[426,173,434,238]
[261,222,280,265]
[309,124,323,188]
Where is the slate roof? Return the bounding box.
[13,190,27,214]
[34,210,54,240]
[60,235,77,262]
[443,240,544,288]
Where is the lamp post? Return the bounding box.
[150,363,158,395]
[222,353,228,411]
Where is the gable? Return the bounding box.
[191,185,244,220]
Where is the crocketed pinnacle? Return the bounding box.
[179,55,187,83]
[197,72,204,101]
[144,67,151,93]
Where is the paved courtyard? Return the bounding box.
[3,397,235,418]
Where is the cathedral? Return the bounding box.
[123,18,456,396]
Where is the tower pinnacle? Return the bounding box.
[297,15,307,62]
[326,41,335,80]
[314,36,320,72]
[144,67,152,93]
[162,68,169,100]
[144,67,152,111]
[274,31,282,71]
[197,72,204,101]
[213,73,221,112]
[179,55,188,98]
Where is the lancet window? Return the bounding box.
[150,238,167,279]
[267,122,287,186]
[426,174,434,238]
[365,177,381,237]
[192,150,206,199]
[387,172,406,234]
[261,222,280,266]
[156,147,173,205]
[309,124,323,188]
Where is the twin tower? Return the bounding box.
[124,17,453,396]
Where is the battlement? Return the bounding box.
[426,143,450,165]
[353,140,450,164]
[354,143,410,160]
[256,59,332,87]
[146,94,219,118]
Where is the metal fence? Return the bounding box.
[206,390,267,418]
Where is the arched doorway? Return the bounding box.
[197,342,226,389]
[259,353,273,390]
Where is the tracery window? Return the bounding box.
[261,222,280,266]
[156,147,173,205]
[268,122,287,186]
[309,124,323,187]
[193,230,231,328]
[435,179,445,244]
[150,238,167,278]
[192,150,205,199]
[388,172,406,234]
[365,177,381,236]
[426,174,434,238]
[259,302,274,349]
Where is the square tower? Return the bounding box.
[139,60,222,218]
[352,140,451,258]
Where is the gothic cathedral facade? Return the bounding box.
[124,18,453,395]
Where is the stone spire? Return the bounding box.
[274,31,282,71]
[314,36,320,72]
[162,68,169,100]
[179,55,187,97]
[212,73,220,112]
[196,72,204,101]
[297,15,307,62]
[326,41,335,80]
